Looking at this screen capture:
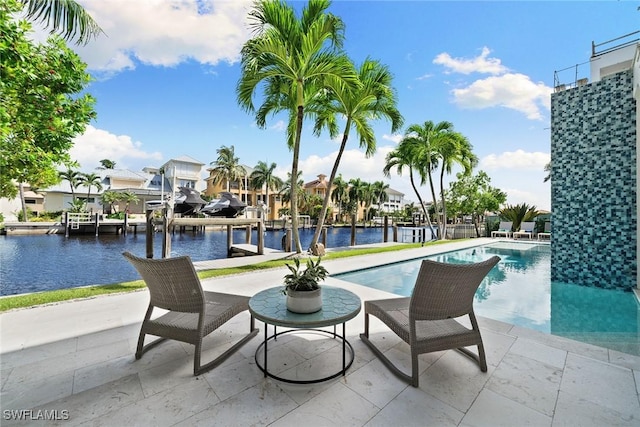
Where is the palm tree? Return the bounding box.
[383,139,435,232]
[120,191,139,213]
[22,0,103,45]
[210,145,245,194]
[309,58,403,250]
[98,159,116,169]
[434,131,477,238]
[347,178,369,222]
[78,172,102,210]
[400,120,454,234]
[330,174,349,222]
[371,180,389,214]
[59,168,81,201]
[250,161,283,217]
[100,190,119,214]
[237,0,357,253]
[279,171,306,211]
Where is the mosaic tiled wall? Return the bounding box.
[550,69,637,290]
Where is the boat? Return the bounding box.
[201,192,247,218]
[173,187,207,215]
[145,187,207,216]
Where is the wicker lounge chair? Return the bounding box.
[123,252,258,376]
[512,221,536,239]
[491,221,513,238]
[360,256,501,387]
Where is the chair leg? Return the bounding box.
[135,330,146,359]
[193,317,259,376]
[135,306,167,359]
[363,312,370,338]
[360,332,414,386]
[411,350,419,387]
[477,342,488,372]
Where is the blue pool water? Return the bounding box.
[336,241,640,355]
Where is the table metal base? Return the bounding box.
[254,325,355,384]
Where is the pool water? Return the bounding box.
[335,242,640,356]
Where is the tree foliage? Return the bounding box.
[237,0,356,253]
[1,0,96,199]
[308,57,402,250]
[499,203,539,232]
[23,0,103,45]
[445,171,507,237]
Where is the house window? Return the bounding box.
[25,199,36,204]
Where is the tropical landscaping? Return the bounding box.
[2,0,548,241]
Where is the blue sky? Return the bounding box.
[52,1,638,211]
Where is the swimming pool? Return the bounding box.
[335,241,640,356]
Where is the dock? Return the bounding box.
[2,212,146,236]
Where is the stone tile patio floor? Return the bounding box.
[1,239,639,426]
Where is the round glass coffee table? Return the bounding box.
[249,285,361,384]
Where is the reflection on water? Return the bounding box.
[0,227,391,296]
[335,242,640,355]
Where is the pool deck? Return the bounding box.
[1,238,639,426]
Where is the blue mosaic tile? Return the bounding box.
[550,70,637,290]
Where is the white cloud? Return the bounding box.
[451,73,552,120]
[481,149,549,171]
[269,120,286,132]
[433,47,508,75]
[382,134,403,144]
[71,125,163,170]
[74,0,253,72]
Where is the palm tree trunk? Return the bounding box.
[439,166,447,239]
[310,123,350,251]
[427,171,440,237]
[290,105,304,253]
[408,171,432,233]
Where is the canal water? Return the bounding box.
[0,227,393,296]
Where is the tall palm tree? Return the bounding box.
[383,139,435,232]
[309,58,403,250]
[78,172,102,209]
[210,145,245,193]
[237,0,357,253]
[250,161,283,217]
[347,178,369,222]
[23,0,103,44]
[371,180,389,213]
[434,131,477,238]
[330,174,349,222]
[59,168,80,201]
[401,120,454,233]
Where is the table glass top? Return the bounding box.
[249,286,362,328]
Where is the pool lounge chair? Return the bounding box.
[359,256,501,387]
[123,252,258,376]
[512,221,536,239]
[538,222,551,240]
[491,221,513,238]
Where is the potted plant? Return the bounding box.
[283,257,328,313]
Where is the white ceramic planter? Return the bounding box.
[286,288,322,313]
